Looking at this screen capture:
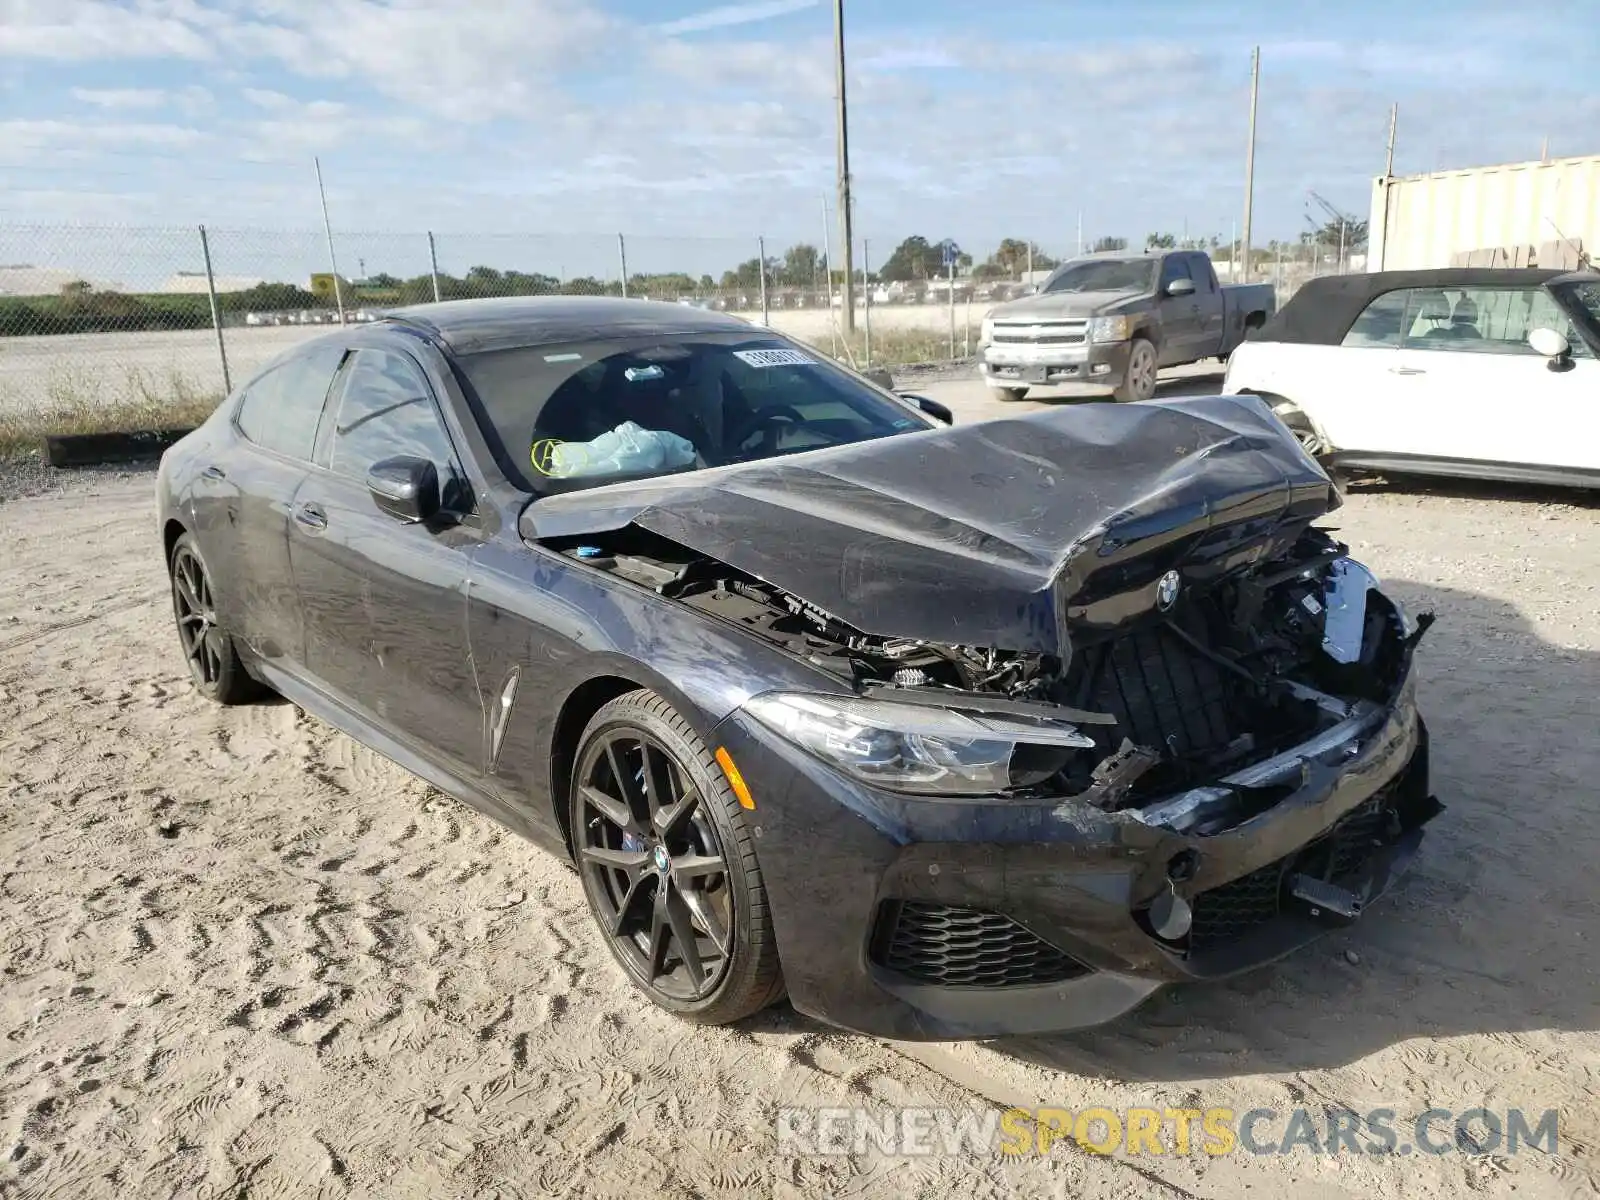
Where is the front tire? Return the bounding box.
[168,533,259,705]
[1112,337,1158,402]
[1270,399,1330,457]
[570,689,784,1025]
[989,386,1029,402]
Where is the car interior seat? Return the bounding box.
[1447,294,1483,339]
[1413,291,1455,342]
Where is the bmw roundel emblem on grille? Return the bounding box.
[1156,570,1181,611]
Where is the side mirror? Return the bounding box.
[899,393,954,425]
[367,455,440,523]
[1164,277,1196,297]
[862,366,896,391]
[1528,326,1573,370]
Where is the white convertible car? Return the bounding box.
[1222,268,1600,488]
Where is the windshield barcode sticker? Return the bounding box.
[733,348,815,369]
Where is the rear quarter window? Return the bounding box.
[234,344,346,461]
[1340,291,1409,349]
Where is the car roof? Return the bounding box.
[1252,267,1576,345]
[379,295,756,356]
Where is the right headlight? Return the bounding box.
[980,315,995,344]
[741,692,1095,799]
[1087,315,1133,342]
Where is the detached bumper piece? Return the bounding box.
[1147,764,1443,970]
[869,901,1092,988]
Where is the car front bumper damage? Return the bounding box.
[979,339,1133,390]
[712,657,1438,1041]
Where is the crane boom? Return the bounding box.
[1307,190,1358,227]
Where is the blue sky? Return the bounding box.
[1,0,1596,283]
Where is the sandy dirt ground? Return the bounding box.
[0,304,979,415]
[2,400,1598,1197]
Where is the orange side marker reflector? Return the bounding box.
[715,746,756,810]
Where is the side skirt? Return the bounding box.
[1324,451,1600,490]
[250,658,570,860]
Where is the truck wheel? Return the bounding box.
[1112,338,1158,402]
[989,386,1029,402]
[1243,312,1267,340]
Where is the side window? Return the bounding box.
[1187,254,1216,291]
[1340,290,1411,349]
[233,345,344,460]
[326,349,468,496]
[1400,287,1593,357]
[1159,256,1192,290]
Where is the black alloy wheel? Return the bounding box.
[168,533,257,704]
[571,690,783,1022]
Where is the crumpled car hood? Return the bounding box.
[520,395,1338,658]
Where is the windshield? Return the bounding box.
[1043,258,1158,294]
[454,332,936,492]
[1554,278,1600,348]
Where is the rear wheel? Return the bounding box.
[989,386,1029,402]
[1112,337,1158,402]
[571,689,784,1024]
[168,533,259,704]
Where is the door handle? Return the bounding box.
[202,465,225,481]
[294,502,328,531]
[1388,366,1426,376]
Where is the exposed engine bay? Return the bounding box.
[552,522,1432,817]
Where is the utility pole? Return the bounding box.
[862,238,872,368]
[1241,46,1260,282]
[758,234,769,326]
[819,194,838,357]
[832,0,856,334]
[1076,211,1083,257]
[313,156,346,325]
[1385,103,1398,177]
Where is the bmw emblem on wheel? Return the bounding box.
[1156,569,1181,611]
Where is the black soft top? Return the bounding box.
[1254,269,1571,345]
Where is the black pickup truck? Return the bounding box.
[978,250,1277,402]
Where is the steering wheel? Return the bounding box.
[727,404,806,457]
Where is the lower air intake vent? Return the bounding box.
[1185,789,1396,955]
[870,901,1091,988]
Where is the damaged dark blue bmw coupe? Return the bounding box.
[156,296,1440,1040]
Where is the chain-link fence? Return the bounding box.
[0,222,1366,448]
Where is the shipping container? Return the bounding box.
[1367,154,1599,272]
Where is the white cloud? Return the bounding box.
[69,87,170,109]
[855,47,961,72]
[213,0,615,120]
[0,118,208,159]
[648,36,834,99]
[653,0,820,37]
[0,0,1592,256]
[0,0,213,60]
[240,87,296,111]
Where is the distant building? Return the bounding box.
[0,265,129,296]
[160,270,265,294]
